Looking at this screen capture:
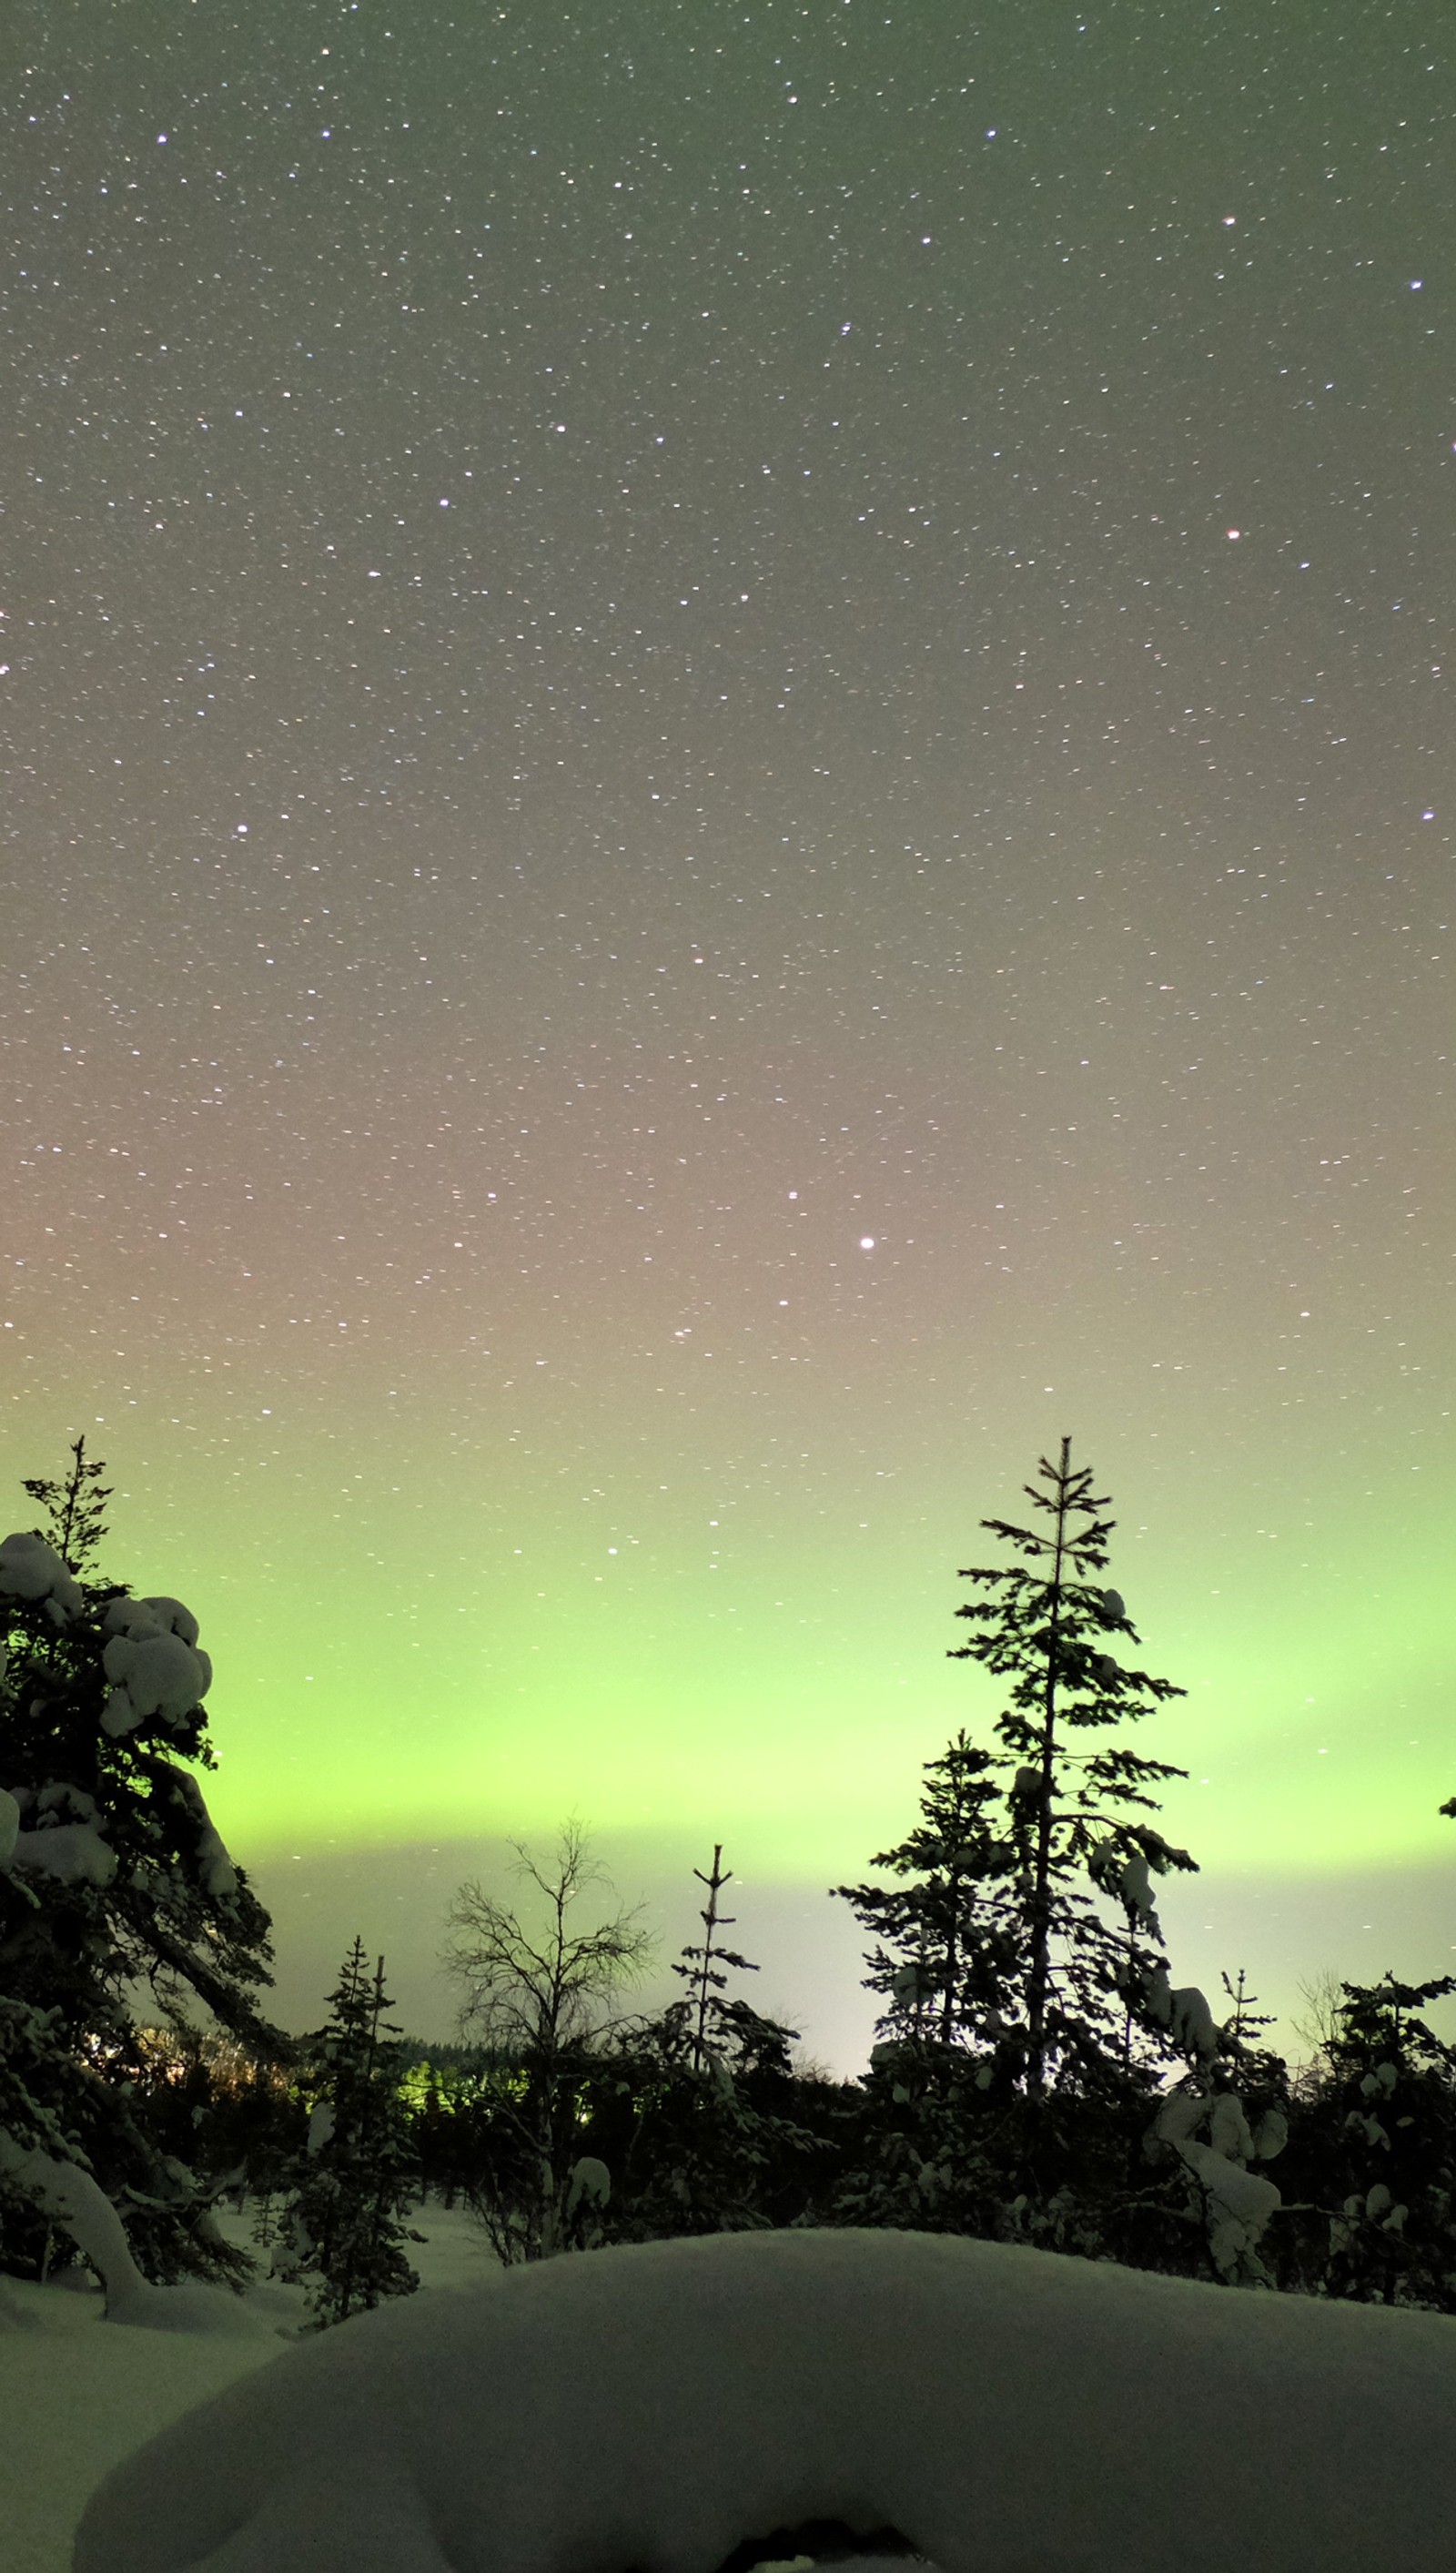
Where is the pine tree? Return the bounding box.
[279,1940,422,2330]
[0,1448,282,2290]
[947,1436,1198,2110]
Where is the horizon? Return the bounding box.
[7,4,1452,2086]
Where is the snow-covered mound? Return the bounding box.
[0,2202,505,2573]
[74,2224,1456,2573]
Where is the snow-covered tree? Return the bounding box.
[1293,1970,1456,2311]
[0,1443,280,2290]
[948,1435,1198,2107]
[278,1940,422,2330]
[1138,1970,1290,2289]
[439,1818,656,2261]
[0,1988,101,2277]
[1145,2077,1286,2288]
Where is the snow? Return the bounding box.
[8,1819,117,1887]
[0,1532,83,1621]
[5,2203,1456,2573]
[1151,2086,1207,2151]
[1176,2138,1281,2224]
[0,2203,499,2573]
[1208,2092,1256,2163]
[1140,1957,1172,2021]
[145,1763,238,1900]
[49,2218,1456,2573]
[103,1597,201,1650]
[99,1625,212,1737]
[1253,2102,1289,2159]
[96,1593,213,1736]
[1116,1849,1156,1926]
[0,2135,291,2347]
[0,2269,280,2573]
[307,2098,337,2155]
[564,2155,612,2220]
[1087,1841,1161,1930]
[1168,1983,1220,2059]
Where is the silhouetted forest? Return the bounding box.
[5,1437,1455,2324]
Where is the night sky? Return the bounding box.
[6,1,1454,2072]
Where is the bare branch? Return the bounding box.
[440,1818,657,2060]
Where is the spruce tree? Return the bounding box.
[1136,1970,1291,2289]
[1295,1970,1456,2311]
[0,1990,100,2273]
[671,1844,764,2072]
[0,1444,281,2288]
[826,1737,1025,2238]
[604,1846,823,2240]
[279,1940,422,2330]
[21,1440,113,1591]
[833,1730,1020,2075]
[948,1435,1198,2106]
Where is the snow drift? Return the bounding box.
[75,2224,1456,2573]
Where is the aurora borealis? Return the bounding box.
[5,1,1454,2072]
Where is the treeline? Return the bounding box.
[4,1437,1455,2329]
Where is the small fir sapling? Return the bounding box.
[277,1940,422,2329]
[1143,1968,1289,2287]
[605,1846,820,2241]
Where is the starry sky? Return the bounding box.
[5,0,1454,2072]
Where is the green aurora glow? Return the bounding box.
[7,1,1454,2063]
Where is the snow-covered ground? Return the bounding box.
[10,2208,1456,2573]
[0,2202,502,2573]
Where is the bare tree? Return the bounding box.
[1289,1966,1349,2098]
[439,1818,656,2261]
